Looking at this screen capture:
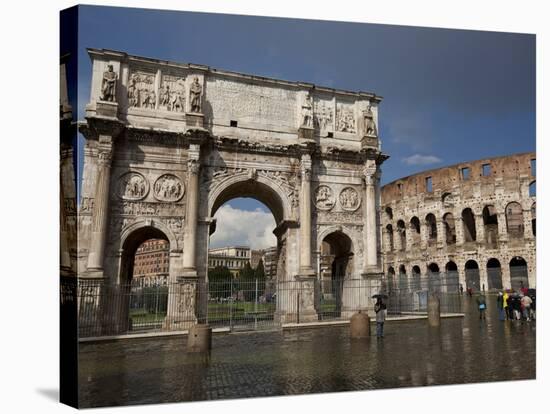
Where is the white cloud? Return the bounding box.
[402,154,442,166]
[210,204,277,249]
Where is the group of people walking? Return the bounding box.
[476,288,536,321]
[497,289,535,321]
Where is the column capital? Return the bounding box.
[187,143,201,175]
[362,159,377,185]
[97,134,114,167]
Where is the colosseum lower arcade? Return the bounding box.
[380,152,536,292]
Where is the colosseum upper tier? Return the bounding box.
[380,152,536,292]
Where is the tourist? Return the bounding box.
[520,281,529,296]
[496,292,506,321]
[374,297,386,338]
[528,289,536,320]
[503,290,510,320]
[476,293,487,320]
[511,293,522,320]
[506,291,515,320]
[521,294,533,321]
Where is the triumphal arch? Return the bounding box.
[77,49,387,332]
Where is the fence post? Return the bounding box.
[254,278,258,330]
[229,276,233,331]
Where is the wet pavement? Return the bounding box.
[78,296,536,408]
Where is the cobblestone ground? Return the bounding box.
[78,297,536,408]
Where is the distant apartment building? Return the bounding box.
[132,238,169,286]
[207,246,278,278]
[208,246,252,277]
[261,246,278,280]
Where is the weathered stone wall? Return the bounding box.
[380,152,536,290]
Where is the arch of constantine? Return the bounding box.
[76,49,387,333]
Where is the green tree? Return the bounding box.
[254,259,266,293]
[237,261,255,301]
[208,266,232,299]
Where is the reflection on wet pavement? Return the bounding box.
[78,297,535,408]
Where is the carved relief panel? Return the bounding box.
[159,74,186,112]
[314,185,336,210]
[313,97,334,133]
[117,172,149,201]
[336,102,356,133]
[153,174,185,202]
[127,69,156,109]
[339,187,361,211]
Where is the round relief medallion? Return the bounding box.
[314,185,335,211]
[153,174,185,202]
[117,172,148,201]
[339,187,361,211]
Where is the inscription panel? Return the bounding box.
[206,77,297,128]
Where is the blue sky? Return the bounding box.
[63,5,535,248]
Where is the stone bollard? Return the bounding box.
[427,293,441,328]
[187,323,212,353]
[350,310,370,339]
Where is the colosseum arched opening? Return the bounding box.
[385,224,394,252]
[443,213,456,245]
[396,220,406,251]
[506,202,524,239]
[482,205,499,249]
[410,217,421,247]
[411,265,421,290]
[465,260,480,291]
[386,266,396,294]
[487,258,503,290]
[462,208,477,244]
[510,257,529,290]
[425,214,437,246]
[427,262,440,293]
[445,261,459,291]
[398,264,407,290]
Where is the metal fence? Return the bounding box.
[71,273,464,338]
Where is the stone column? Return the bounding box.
[479,265,488,292]
[406,222,415,250]
[182,143,201,277]
[86,135,114,273]
[436,218,445,248]
[497,211,508,243]
[363,160,378,271]
[501,264,512,290]
[299,154,315,276]
[420,221,429,249]
[455,216,465,245]
[294,153,317,323]
[394,227,403,252]
[475,213,485,243]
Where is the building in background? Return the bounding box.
[208,246,252,277]
[380,152,536,292]
[261,246,278,280]
[132,238,170,286]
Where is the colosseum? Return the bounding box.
[380,152,536,294]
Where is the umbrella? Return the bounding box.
[372,293,388,299]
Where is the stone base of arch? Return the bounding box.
[273,275,319,324]
[163,278,198,331]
